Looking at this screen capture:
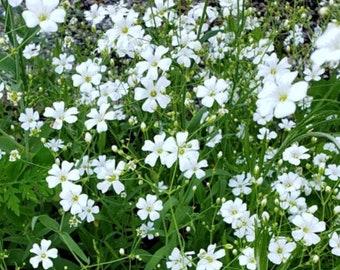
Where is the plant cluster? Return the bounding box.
[0,0,339,269]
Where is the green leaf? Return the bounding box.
[6,191,20,216]
[145,245,168,270]
[59,232,90,265]
[37,215,59,232]
[0,136,23,152]
[199,29,220,43]
[187,107,207,133]
[0,53,16,75]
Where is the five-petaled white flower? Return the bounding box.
[291,212,326,246]
[78,198,100,223]
[134,76,171,113]
[29,239,58,269]
[166,247,194,270]
[197,243,225,270]
[267,237,296,265]
[136,194,163,221]
[18,108,40,131]
[46,160,80,189]
[136,45,172,80]
[52,53,75,74]
[257,71,308,118]
[85,103,115,133]
[282,144,310,166]
[96,159,126,194]
[196,76,229,107]
[43,101,78,130]
[59,183,88,215]
[238,247,256,270]
[142,133,169,167]
[22,0,66,33]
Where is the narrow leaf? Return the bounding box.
[59,232,90,264]
[38,215,59,232]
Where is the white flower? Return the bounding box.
[72,59,102,94]
[196,76,229,107]
[275,173,302,195]
[228,173,252,196]
[282,144,310,165]
[22,0,66,33]
[76,155,93,176]
[134,76,171,113]
[136,221,155,240]
[257,71,308,118]
[52,53,75,74]
[310,22,340,66]
[78,198,100,223]
[166,247,194,270]
[291,213,326,246]
[43,101,78,130]
[46,160,80,189]
[257,53,291,83]
[44,138,65,152]
[197,243,225,270]
[303,65,325,82]
[182,156,208,179]
[96,159,126,194]
[136,194,163,221]
[206,129,222,147]
[238,247,256,270]
[9,149,21,162]
[136,45,172,80]
[23,44,40,59]
[329,232,340,256]
[163,131,200,171]
[278,118,296,131]
[219,198,247,224]
[268,237,296,264]
[18,108,39,131]
[143,0,175,27]
[85,103,115,133]
[257,127,277,140]
[142,133,169,167]
[325,164,340,181]
[59,183,88,215]
[84,4,107,26]
[29,239,58,269]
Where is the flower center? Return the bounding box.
[60,175,67,182]
[206,256,214,263]
[146,206,153,213]
[39,14,47,22]
[85,76,92,83]
[150,90,157,97]
[72,195,79,202]
[108,175,117,182]
[279,93,287,102]
[40,253,47,259]
[178,148,185,155]
[122,26,128,34]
